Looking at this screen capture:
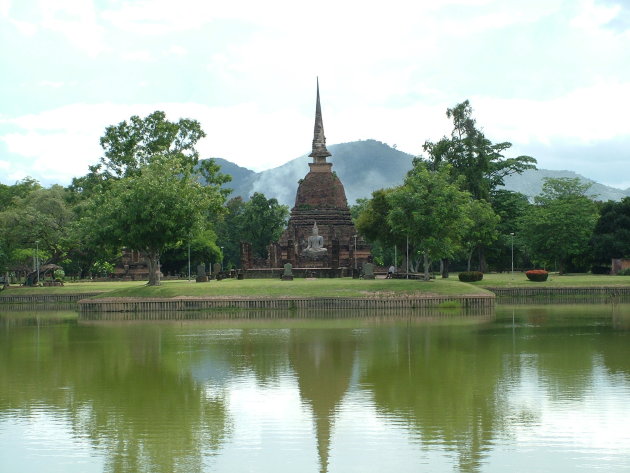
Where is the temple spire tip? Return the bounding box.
[309,78,331,162]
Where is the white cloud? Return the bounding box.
[37,80,65,88]
[121,50,154,62]
[167,45,188,56]
[9,18,37,36]
[37,0,108,56]
[0,0,10,17]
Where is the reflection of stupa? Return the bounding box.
[242,81,370,276]
[289,329,356,473]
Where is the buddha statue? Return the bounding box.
[302,222,327,257]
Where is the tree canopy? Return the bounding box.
[591,197,630,266]
[423,100,537,201]
[519,177,598,274]
[387,163,472,279]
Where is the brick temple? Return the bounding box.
[242,81,371,277]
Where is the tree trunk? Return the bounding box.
[146,251,161,286]
[441,258,449,278]
[478,246,487,273]
[423,253,431,281]
[467,249,474,272]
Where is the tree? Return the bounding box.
[519,178,599,274]
[461,199,500,271]
[215,197,246,268]
[84,155,225,285]
[0,185,74,266]
[240,193,289,259]
[590,197,630,268]
[355,189,406,268]
[487,189,531,271]
[423,100,536,201]
[387,163,471,280]
[70,110,230,197]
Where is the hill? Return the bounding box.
[206,140,630,206]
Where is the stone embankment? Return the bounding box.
[77,294,495,314]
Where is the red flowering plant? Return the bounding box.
[526,269,549,282]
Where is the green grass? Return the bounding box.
[0,280,140,296]
[93,278,492,299]
[476,272,630,288]
[5,272,628,300]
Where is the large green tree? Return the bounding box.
[461,199,500,271]
[84,155,225,285]
[73,111,230,284]
[487,189,532,271]
[519,178,599,274]
[239,193,289,259]
[0,184,74,267]
[70,110,229,196]
[423,100,536,201]
[590,197,630,268]
[387,163,471,280]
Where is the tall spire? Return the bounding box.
[309,78,332,163]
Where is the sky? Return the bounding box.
[1,0,629,189]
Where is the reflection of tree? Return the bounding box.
[360,323,510,473]
[289,328,356,473]
[0,323,230,473]
[600,305,630,381]
[232,328,292,385]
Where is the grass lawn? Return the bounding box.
[94,278,493,299]
[0,280,138,296]
[1,278,492,299]
[476,272,630,288]
[4,273,629,300]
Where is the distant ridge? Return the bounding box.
[205,140,630,206]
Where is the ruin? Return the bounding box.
[242,81,370,277]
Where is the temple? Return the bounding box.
[242,80,371,277]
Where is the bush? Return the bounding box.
[617,268,630,276]
[591,265,610,275]
[526,269,548,282]
[53,269,65,282]
[458,271,483,282]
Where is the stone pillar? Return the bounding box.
[268,243,281,268]
[287,239,296,266]
[240,242,253,269]
[331,239,340,269]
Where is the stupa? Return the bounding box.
[242,80,371,277]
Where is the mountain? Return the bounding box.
[208,139,415,206]
[206,140,630,206]
[501,169,630,202]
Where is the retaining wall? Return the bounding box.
[0,293,103,304]
[78,294,495,314]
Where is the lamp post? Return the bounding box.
[220,246,224,272]
[510,232,515,278]
[35,240,39,286]
[406,235,409,280]
[187,236,191,282]
[353,234,358,271]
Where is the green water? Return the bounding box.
[1,305,630,473]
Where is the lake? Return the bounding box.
[1,304,629,473]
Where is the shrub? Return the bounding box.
[526,269,548,282]
[458,271,483,282]
[591,265,610,275]
[53,269,65,282]
[617,268,630,276]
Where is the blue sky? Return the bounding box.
[1,0,629,188]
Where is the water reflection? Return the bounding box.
[0,306,629,472]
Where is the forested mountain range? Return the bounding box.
[208,139,630,206]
